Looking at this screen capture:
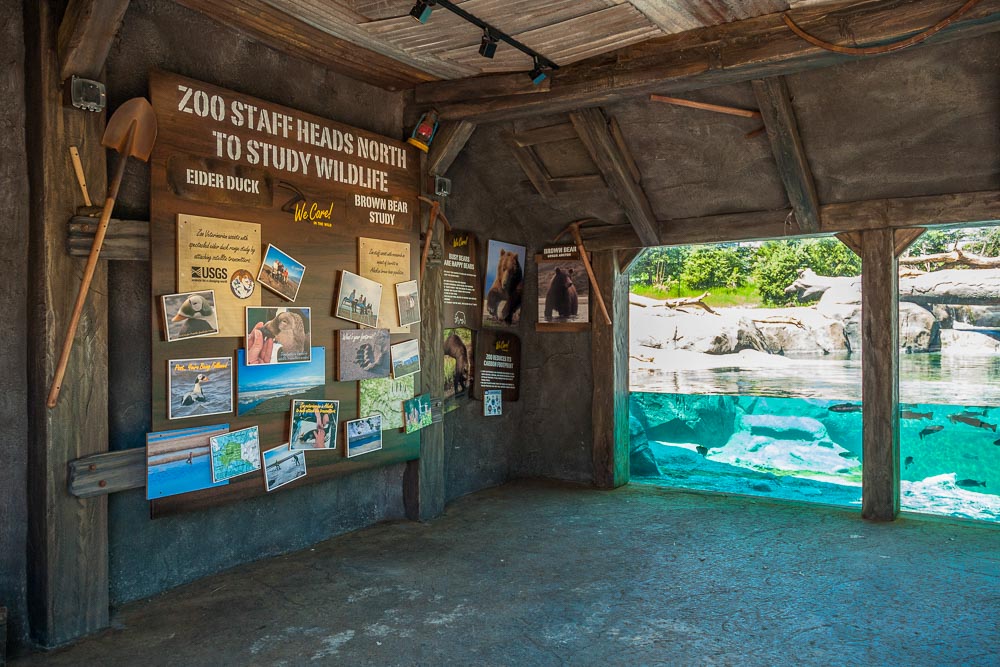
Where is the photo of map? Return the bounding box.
[359,375,415,431]
[209,425,261,482]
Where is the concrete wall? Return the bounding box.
[0,0,29,653]
[103,0,415,605]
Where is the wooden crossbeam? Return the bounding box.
[506,136,556,198]
[582,190,1000,250]
[67,217,148,260]
[752,77,821,233]
[426,120,476,176]
[68,448,145,498]
[510,122,579,147]
[57,0,131,80]
[569,108,659,247]
[413,0,1000,122]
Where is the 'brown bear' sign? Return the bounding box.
[536,250,590,332]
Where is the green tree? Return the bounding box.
[680,246,747,290]
[752,241,806,306]
[802,238,861,277]
[628,246,690,288]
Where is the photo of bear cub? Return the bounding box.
[538,259,589,326]
[483,241,526,328]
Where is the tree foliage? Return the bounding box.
[680,246,750,290]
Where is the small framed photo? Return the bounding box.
[257,244,306,301]
[390,339,420,379]
[161,290,219,341]
[335,271,383,328]
[395,279,420,327]
[403,393,433,434]
[262,443,308,492]
[345,415,383,458]
[289,399,339,450]
[167,357,233,420]
[337,329,391,381]
[245,307,312,365]
[209,425,261,482]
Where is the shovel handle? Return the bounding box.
[47,136,132,408]
[570,226,612,326]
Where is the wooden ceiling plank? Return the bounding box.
[752,76,821,233]
[581,189,1000,250]
[58,0,131,80]
[414,0,1000,121]
[427,120,477,176]
[569,108,659,246]
[176,0,437,88]
[511,122,579,147]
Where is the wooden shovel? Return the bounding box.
[554,218,612,326]
[47,98,157,408]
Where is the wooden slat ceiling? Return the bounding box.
[259,0,843,81]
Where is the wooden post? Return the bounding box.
[24,0,110,646]
[403,157,446,521]
[591,250,630,489]
[859,228,900,521]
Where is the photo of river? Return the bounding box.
[628,232,1000,523]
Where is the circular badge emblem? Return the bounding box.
[230,269,256,299]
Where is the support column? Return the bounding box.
[591,250,630,488]
[860,228,900,520]
[403,159,445,521]
[24,0,110,645]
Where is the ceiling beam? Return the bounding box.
[569,108,659,247]
[752,76,821,233]
[174,0,437,90]
[427,120,476,176]
[506,136,555,199]
[58,0,131,80]
[413,0,1000,122]
[581,189,1000,250]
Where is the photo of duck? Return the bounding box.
[162,290,220,341]
[180,373,210,406]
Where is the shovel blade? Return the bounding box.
[102,97,158,161]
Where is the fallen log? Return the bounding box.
[785,268,1000,306]
[899,248,1000,270]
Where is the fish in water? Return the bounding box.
[904,456,914,469]
[695,446,709,457]
[946,413,997,431]
[838,452,855,459]
[955,479,987,489]
[994,438,1000,446]
[919,425,944,440]
[961,408,989,417]
[828,403,862,413]
[901,410,933,421]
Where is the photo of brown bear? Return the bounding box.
[537,258,589,327]
[483,241,525,328]
[443,328,474,413]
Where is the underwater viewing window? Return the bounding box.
[896,225,1000,522]
[628,239,864,508]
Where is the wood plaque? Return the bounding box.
[149,71,421,516]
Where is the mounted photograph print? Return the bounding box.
[359,237,411,332]
[167,357,233,420]
[443,328,474,414]
[161,290,219,341]
[390,339,420,379]
[263,444,308,492]
[236,347,325,416]
[289,399,339,450]
[146,424,231,499]
[337,328,391,381]
[484,389,503,417]
[403,393,433,434]
[176,214,261,336]
[345,415,383,458]
[482,240,526,328]
[537,250,589,332]
[335,270,382,328]
[257,244,306,301]
[209,425,261,483]
[395,279,421,327]
[359,375,415,430]
[245,307,312,365]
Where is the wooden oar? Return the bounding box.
[47,98,157,408]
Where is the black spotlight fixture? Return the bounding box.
[479,27,498,59]
[529,56,548,85]
[410,0,434,23]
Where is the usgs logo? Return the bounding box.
[191,266,227,280]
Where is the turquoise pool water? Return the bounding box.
[630,354,1000,522]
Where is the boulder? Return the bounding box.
[631,309,766,355]
[941,328,1000,354]
[899,303,940,353]
[633,392,741,450]
[947,305,1000,328]
[746,306,850,355]
[628,413,661,477]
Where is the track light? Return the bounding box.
[410,1,434,23]
[479,28,498,59]
[529,57,548,85]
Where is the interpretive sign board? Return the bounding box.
[473,330,521,402]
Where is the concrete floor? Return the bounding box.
[15,481,1000,666]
